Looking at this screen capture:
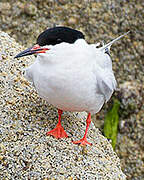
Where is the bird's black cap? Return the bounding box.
[14,26,85,58]
[37,26,85,46]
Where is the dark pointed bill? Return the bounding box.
[14,44,49,58]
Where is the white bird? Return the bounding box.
[15,27,129,146]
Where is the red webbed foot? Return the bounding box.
[46,109,68,139]
[72,112,92,146]
[46,124,68,139]
[72,137,92,146]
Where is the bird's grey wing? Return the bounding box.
[96,69,117,102]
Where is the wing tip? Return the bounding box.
[99,31,130,52]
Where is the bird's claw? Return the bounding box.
[72,137,92,146]
[46,125,68,139]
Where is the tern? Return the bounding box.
[15,26,129,146]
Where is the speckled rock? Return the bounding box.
[24,3,37,16]
[0,2,11,15]
[0,31,126,179]
[1,0,144,179]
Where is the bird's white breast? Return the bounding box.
[25,39,116,114]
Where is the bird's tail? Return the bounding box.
[99,31,130,53]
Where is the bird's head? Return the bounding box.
[14,26,85,58]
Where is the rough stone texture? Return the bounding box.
[0,1,144,179]
[0,32,126,179]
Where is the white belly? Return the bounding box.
[25,58,105,114]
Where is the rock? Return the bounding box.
[119,81,142,117]
[0,0,143,178]
[68,17,78,25]
[57,0,67,5]
[24,3,37,16]
[115,81,144,179]
[0,31,126,179]
[0,2,11,15]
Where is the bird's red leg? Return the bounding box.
[72,113,92,146]
[46,109,68,139]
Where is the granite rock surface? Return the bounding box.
[0,31,126,179]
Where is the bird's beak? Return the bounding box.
[14,44,49,58]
